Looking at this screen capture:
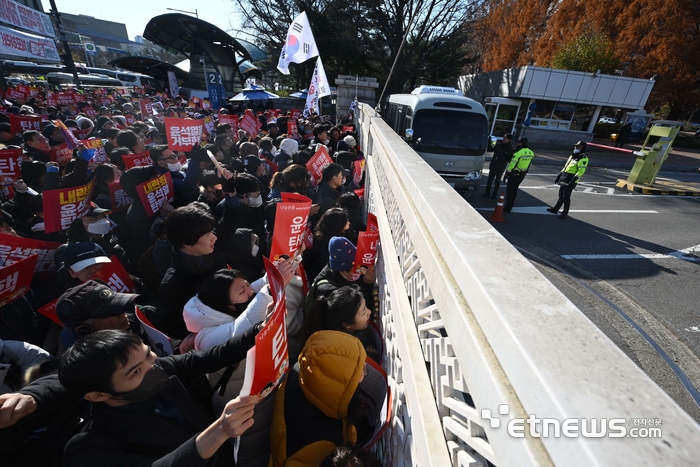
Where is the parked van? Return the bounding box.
[383,86,490,193]
[46,72,124,88]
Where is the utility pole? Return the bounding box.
[48,0,81,87]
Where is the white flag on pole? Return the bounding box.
[303,57,331,117]
[277,11,319,74]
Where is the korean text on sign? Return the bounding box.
[0,235,61,275]
[165,117,204,151]
[42,179,95,233]
[108,181,134,213]
[0,254,37,306]
[136,172,174,217]
[0,149,22,178]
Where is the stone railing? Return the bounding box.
[355,103,700,466]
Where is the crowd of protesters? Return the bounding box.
[0,83,383,467]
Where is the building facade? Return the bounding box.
[458,66,655,146]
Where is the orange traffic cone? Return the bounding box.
[488,192,506,223]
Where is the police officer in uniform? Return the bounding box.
[547,141,588,219]
[482,133,514,199]
[503,137,534,212]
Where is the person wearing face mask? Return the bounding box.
[547,141,589,220]
[47,327,260,467]
[150,144,202,207]
[218,174,268,255]
[182,263,303,467]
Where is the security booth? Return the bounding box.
[484,97,521,138]
[458,66,656,146]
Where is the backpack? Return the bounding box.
[303,279,330,316]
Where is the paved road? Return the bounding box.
[468,166,700,419]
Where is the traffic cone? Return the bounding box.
[488,192,506,223]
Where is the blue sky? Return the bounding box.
[41,0,249,42]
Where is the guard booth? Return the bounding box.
[484,97,521,139]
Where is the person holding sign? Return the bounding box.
[57,328,260,467]
[150,145,201,206]
[269,331,369,467]
[182,260,303,466]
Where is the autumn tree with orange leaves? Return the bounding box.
[477,0,700,119]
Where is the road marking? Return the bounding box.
[475,206,658,214]
[562,244,700,263]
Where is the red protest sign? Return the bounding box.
[0,235,61,275]
[85,108,97,119]
[42,179,96,233]
[9,115,42,137]
[37,299,61,325]
[125,114,136,126]
[140,98,153,118]
[290,109,301,121]
[90,255,135,293]
[0,254,36,306]
[50,144,73,166]
[0,149,22,178]
[5,87,28,101]
[136,172,174,217]
[108,181,134,213]
[239,109,261,137]
[353,230,380,274]
[353,160,363,185]
[354,188,365,200]
[81,138,108,164]
[203,115,215,135]
[164,117,204,151]
[367,212,378,232]
[305,146,333,187]
[287,121,299,138]
[217,114,237,127]
[270,194,312,261]
[73,128,92,140]
[53,119,80,150]
[121,151,152,169]
[0,184,15,202]
[239,256,289,399]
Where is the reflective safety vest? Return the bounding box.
[507,147,534,173]
[561,153,588,179]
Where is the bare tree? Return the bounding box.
[231,0,482,95]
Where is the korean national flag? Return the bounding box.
[277,11,319,74]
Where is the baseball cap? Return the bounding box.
[56,280,138,328]
[328,236,356,272]
[63,241,111,272]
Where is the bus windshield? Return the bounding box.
[413,109,489,156]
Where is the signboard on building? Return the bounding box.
[0,24,60,62]
[0,0,55,37]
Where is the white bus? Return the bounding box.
[383,86,490,193]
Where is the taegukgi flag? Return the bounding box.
[277,11,319,74]
[303,57,331,117]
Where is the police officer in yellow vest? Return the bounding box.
[547,141,588,219]
[502,137,534,212]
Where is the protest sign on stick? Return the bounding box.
[239,257,289,399]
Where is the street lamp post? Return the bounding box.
[48,0,81,86]
[166,8,198,18]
